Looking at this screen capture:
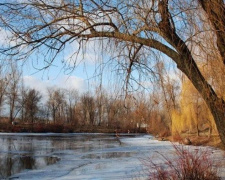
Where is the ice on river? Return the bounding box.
[0,133,225,180]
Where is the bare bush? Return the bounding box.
[142,145,221,180]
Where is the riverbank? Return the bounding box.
[159,134,224,150]
[0,122,146,134]
[1,122,223,150]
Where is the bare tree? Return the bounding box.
[0,66,8,118]
[23,88,42,124]
[95,86,109,126]
[80,93,95,125]
[0,1,225,144]
[6,63,21,123]
[65,88,79,125]
[47,88,66,123]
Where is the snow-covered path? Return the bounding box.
[0,133,224,180]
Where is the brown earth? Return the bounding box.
[1,122,224,149]
[161,134,224,150]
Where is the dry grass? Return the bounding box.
[143,144,221,180]
[168,133,224,150]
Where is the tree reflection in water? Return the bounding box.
[0,133,121,179]
[0,135,60,179]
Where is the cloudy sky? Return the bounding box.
[0,25,113,94]
[0,23,178,98]
[20,37,118,95]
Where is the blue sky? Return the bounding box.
[17,38,120,97]
[0,22,178,98]
[0,0,181,98]
[20,53,99,96]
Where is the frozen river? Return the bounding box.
[0,133,225,180]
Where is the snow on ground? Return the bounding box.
[0,133,224,180]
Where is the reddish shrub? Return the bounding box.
[143,144,221,180]
[33,123,47,133]
[0,123,12,132]
[11,125,21,132]
[46,123,64,133]
[62,125,74,133]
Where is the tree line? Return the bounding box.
[0,64,169,133]
[1,60,221,138]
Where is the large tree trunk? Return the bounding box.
[197,1,225,141]
[156,0,225,145]
[177,47,225,145]
[198,0,225,65]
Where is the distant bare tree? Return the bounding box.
[47,88,66,123]
[65,89,79,125]
[95,86,109,126]
[80,93,95,125]
[23,88,42,123]
[0,66,8,118]
[6,64,21,123]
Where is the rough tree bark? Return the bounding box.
[198,0,225,65]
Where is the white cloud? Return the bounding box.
[23,75,86,98]
[23,76,50,98]
[0,27,24,50]
[58,75,86,92]
[65,39,108,67]
[0,28,12,46]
